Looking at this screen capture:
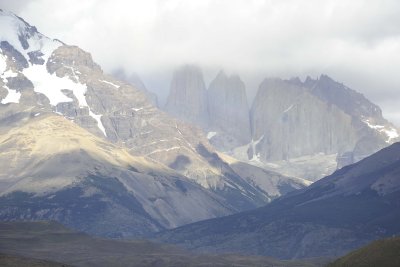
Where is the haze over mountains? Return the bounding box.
[0,7,399,266]
[164,65,399,180]
[0,9,307,237]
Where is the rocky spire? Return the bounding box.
[164,65,209,127]
[208,70,251,145]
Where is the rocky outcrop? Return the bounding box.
[302,75,396,164]
[241,76,399,180]
[112,69,158,107]
[0,115,233,237]
[207,71,251,148]
[250,78,358,161]
[164,65,209,128]
[303,74,383,120]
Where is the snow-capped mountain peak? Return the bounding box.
[0,9,61,65]
[0,10,108,136]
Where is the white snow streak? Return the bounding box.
[383,128,399,141]
[363,119,399,143]
[146,146,181,156]
[250,135,264,162]
[207,131,217,139]
[89,110,106,136]
[100,80,120,88]
[283,104,294,113]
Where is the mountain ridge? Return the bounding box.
[0,10,306,236]
[156,142,400,259]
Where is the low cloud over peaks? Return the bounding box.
[2,0,400,125]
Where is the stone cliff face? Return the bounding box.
[164,67,253,151]
[303,74,383,120]
[207,71,251,148]
[248,76,398,178]
[302,75,395,165]
[112,69,158,107]
[164,65,209,128]
[250,78,358,161]
[163,66,398,180]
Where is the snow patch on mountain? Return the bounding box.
[363,118,399,143]
[250,135,264,162]
[384,128,399,142]
[1,68,20,104]
[283,104,295,113]
[0,53,6,73]
[1,87,20,104]
[100,79,119,88]
[23,64,75,105]
[0,10,61,62]
[89,110,106,136]
[22,61,107,136]
[207,131,217,139]
[229,135,264,166]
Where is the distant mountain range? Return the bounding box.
[1,9,400,263]
[164,65,399,180]
[156,142,400,259]
[0,10,306,237]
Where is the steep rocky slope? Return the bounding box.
[157,143,400,259]
[251,78,357,161]
[0,9,306,229]
[247,76,398,180]
[0,115,234,237]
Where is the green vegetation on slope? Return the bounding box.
[328,236,400,267]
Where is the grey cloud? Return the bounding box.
[3,0,400,125]
[0,0,27,13]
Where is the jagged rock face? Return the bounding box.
[243,76,399,180]
[164,65,209,128]
[302,75,397,164]
[207,71,251,147]
[303,75,383,120]
[162,66,398,181]
[251,78,358,161]
[112,69,158,107]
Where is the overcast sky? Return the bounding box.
[2,0,400,125]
